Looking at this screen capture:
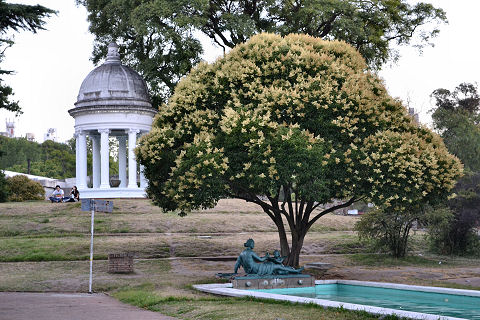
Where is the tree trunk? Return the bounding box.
[246,195,359,268]
[261,207,290,257]
[276,220,290,257]
[285,229,306,267]
[271,209,305,266]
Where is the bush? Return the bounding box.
[6,175,45,202]
[355,209,421,258]
[427,173,480,256]
[0,171,8,202]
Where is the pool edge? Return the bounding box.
[329,280,480,297]
[193,280,472,320]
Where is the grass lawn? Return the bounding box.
[0,199,479,319]
[113,286,402,320]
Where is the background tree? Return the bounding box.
[0,136,75,179]
[0,1,55,113]
[78,0,446,104]
[0,135,120,180]
[136,34,462,266]
[0,136,42,169]
[427,173,480,256]
[431,82,480,172]
[427,83,480,255]
[0,170,8,202]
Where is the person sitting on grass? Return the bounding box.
[66,186,80,202]
[49,185,66,203]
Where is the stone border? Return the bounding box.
[232,274,315,289]
[326,280,480,297]
[193,280,479,320]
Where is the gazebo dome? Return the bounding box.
[74,42,152,109]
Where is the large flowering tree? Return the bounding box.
[136,33,462,266]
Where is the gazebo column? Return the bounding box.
[99,129,111,189]
[77,130,88,189]
[138,132,147,189]
[118,136,127,188]
[91,135,101,188]
[140,165,147,188]
[75,133,80,186]
[128,129,139,188]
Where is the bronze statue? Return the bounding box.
[234,239,303,275]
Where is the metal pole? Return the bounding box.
[89,198,95,293]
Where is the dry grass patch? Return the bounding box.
[0,230,364,262]
[0,199,359,236]
[170,231,364,257]
[0,235,170,262]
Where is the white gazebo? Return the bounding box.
[68,42,157,198]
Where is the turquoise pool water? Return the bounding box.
[257,284,480,319]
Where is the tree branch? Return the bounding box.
[301,200,313,226]
[298,198,305,227]
[306,196,362,230]
[317,12,341,38]
[283,185,296,232]
[234,193,276,221]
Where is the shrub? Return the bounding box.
[7,175,45,202]
[355,209,422,258]
[0,171,8,202]
[427,173,480,256]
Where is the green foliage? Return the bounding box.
[431,82,480,172]
[0,1,55,113]
[426,173,480,256]
[0,170,8,202]
[0,79,19,113]
[6,175,45,202]
[137,34,462,266]
[0,1,54,32]
[0,136,76,179]
[79,0,446,104]
[349,253,443,267]
[0,136,40,169]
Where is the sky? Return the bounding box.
[0,0,479,143]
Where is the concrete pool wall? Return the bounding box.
[193,280,480,320]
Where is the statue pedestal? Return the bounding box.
[232,274,314,289]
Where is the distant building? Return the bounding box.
[44,128,57,142]
[25,133,35,142]
[0,119,15,137]
[408,108,419,124]
[4,119,15,137]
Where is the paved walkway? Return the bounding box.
[0,292,178,320]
